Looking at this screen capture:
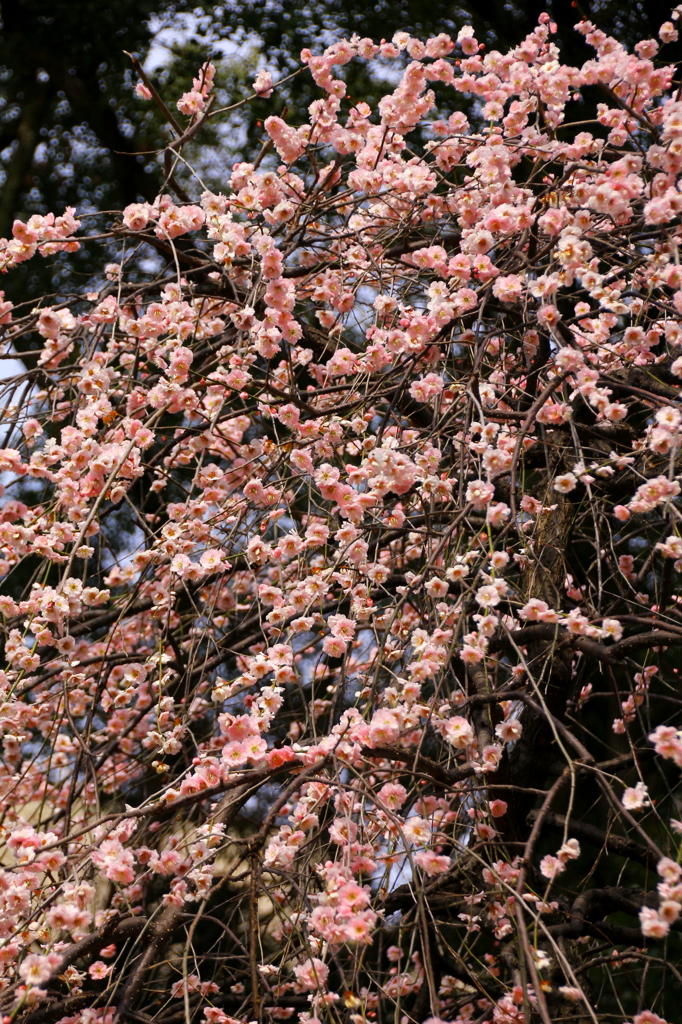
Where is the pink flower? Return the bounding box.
[122,203,150,231]
[264,116,304,163]
[537,304,561,327]
[88,961,113,980]
[267,746,296,769]
[479,744,502,771]
[323,635,348,657]
[657,857,682,884]
[253,69,274,96]
[539,854,563,880]
[328,614,356,639]
[425,577,449,598]
[558,838,580,864]
[495,718,522,743]
[457,26,479,55]
[377,782,408,809]
[536,400,570,425]
[554,472,577,494]
[443,716,474,749]
[519,598,558,623]
[367,709,401,747]
[19,953,61,985]
[639,906,669,938]
[521,495,543,514]
[6,22,682,1016]
[633,1012,669,1024]
[177,90,206,116]
[466,479,495,509]
[622,782,650,810]
[200,548,230,572]
[649,725,682,765]
[243,735,268,764]
[293,957,329,990]
[629,475,680,514]
[475,584,501,608]
[343,911,376,943]
[493,274,524,302]
[487,502,511,527]
[414,850,451,875]
[659,900,680,924]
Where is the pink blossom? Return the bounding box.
[253,69,274,97]
[294,957,329,990]
[622,782,650,810]
[88,961,113,980]
[264,116,305,163]
[539,854,563,880]
[367,709,401,747]
[554,472,577,494]
[639,906,669,938]
[492,274,524,302]
[657,857,682,883]
[444,716,475,748]
[377,782,407,809]
[457,26,479,55]
[323,635,347,657]
[414,850,451,875]
[466,479,495,509]
[495,718,522,743]
[122,203,150,231]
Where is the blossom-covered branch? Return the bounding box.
[0,11,680,1024]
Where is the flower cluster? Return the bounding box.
[0,12,680,1024]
